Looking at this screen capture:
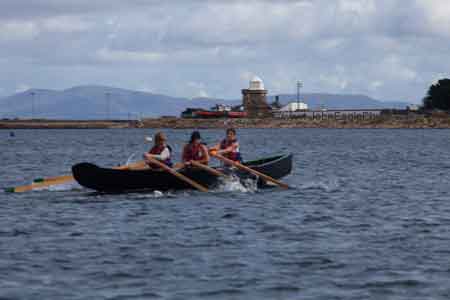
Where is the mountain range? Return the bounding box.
[0,85,410,119]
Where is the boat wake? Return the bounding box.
[299,179,341,193]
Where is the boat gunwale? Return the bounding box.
[120,153,292,173]
[245,153,292,168]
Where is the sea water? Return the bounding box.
[1,128,450,299]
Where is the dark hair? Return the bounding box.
[190,131,202,143]
[226,128,236,135]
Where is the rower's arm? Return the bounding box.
[209,143,220,151]
[218,142,238,154]
[145,148,170,161]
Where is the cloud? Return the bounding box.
[0,16,92,43]
[239,71,254,82]
[0,21,39,41]
[186,81,209,98]
[0,0,448,103]
[41,16,93,33]
[369,81,384,91]
[136,86,154,93]
[195,90,209,98]
[15,84,31,93]
[417,0,450,37]
[96,48,165,63]
[0,0,155,20]
[319,73,349,91]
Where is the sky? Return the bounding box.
[0,0,449,103]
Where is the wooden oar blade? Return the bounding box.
[6,160,148,193]
[4,187,16,193]
[33,174,74,183]
[5,175,77,193]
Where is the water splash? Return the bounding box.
[131,190,174,199]
[34,181,82,192]
[153,190,164,197]
[215,175,258,193]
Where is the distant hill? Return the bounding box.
[0,85,408,119]
[0,85,235,119]
[268,94,408,110]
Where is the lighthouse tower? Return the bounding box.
[242,76,271,118]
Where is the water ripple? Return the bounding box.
[1,128,450,299]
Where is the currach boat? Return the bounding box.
[72,154,292,193]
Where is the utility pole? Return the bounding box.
[105,92,111,120]
[30,91,35,119]
[297,81,303,111]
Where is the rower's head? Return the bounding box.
[190,131,202,145]
[226,128,236,141]
[154,132,167,146]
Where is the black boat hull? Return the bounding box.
[72,154,292,192]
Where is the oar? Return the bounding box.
[145,157,209,192]
[5,160,148,193]
[115,160,147,170]
[210,152,290,189]
[190,161,230,178]
[6,136,154,193]
[32,137,151,183]
[35,160,146,182]
[5,175,77,193]
[33,174,74,184]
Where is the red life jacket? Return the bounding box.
[220,139,241,161]
[183,143,204,162]
[148,145,172,167]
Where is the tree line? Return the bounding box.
[423,78,450,111]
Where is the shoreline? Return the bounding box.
[1,115,450,129]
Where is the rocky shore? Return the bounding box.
[1,114,450,129]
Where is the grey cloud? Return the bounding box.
[0,0,448,102]
[0,0,160,19]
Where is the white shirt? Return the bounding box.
[152,147,171,161]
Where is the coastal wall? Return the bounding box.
[0,119,137,129]
[2,114,450,129]
[140,115,450,129]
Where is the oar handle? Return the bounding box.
[114,160,147,170]
[211,153,290,189]
[146,157,209,192]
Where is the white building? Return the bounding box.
[279,102,309,112]
[407,104,419,111]
[211,104,232,112]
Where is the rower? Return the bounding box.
[209,128,242,162]
[182,131,209,166]
[144,132,173,169]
